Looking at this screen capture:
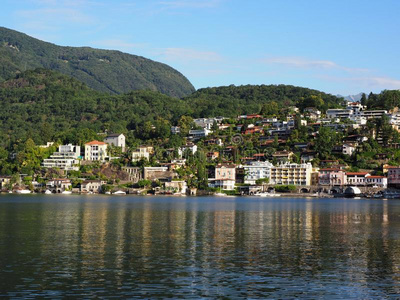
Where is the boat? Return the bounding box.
[62,191,72,194]
[105,191,111,195]
[15,189,31,194]
[45,190,52,194]
[254,192,281,197]
[113,190,126,195]
[214,192,227,196]
[383,190,400,199]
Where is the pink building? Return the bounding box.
[215,164,236,180]
[387,166,400,188]
[209,164,236,191]
[318,169,347,186]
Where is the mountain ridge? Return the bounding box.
[0,26,195,98]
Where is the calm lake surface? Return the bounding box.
[0,195,400,298]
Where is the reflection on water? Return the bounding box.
[0,196,400,298]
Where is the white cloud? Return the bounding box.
[161,48,223,62]
[348,76,400,90]
[262,56,369,73]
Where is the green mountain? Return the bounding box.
[0,27,195,97]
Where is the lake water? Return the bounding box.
[0,195,399,298]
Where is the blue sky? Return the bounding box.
[1,0,400,95]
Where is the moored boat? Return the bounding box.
[113,190,126,195]
[254,192,281,197]
[15,189,31,194]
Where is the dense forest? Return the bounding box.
[0,69,348,149]
[0,26,195,98]
[186,84,345,117]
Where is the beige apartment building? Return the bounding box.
[269,162,314,186]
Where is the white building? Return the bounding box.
[80,180,106,193]
[362,110,387,119]
[46,179,72,193]
[346,172,370,186]
[194,117,224,130]
[179,143,198,157]
[349,116,367,125]
[189,128,211,139]
[165,181,188,194]
[365,176,387,188]
[343,143,356,156]
[269,162,314,186]
[42,144,81,171]
[104,133,125,151]
[326,109,353,119]
[84,140,108,161]
[242,161,274,185]
[132,146,154,162]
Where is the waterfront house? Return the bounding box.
[387,166,400,188]
[46,179,72,193]
[269,162,314,186]
[318,169,347,186]
[345,172,370,186]
[0,176,11,190]
[80,180,105,193]
[208,164,236,191]
[241,161,273,185]
[164,181,187,194]
[365,176,387,188]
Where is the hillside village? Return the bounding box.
[2,98,400,197]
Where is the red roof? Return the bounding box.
[346,172,369,176]
[85,140,106,145]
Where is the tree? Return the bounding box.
[261,101,279,116]
[360,93,367,106]
[177,116,194,136]
[315,127,339,159]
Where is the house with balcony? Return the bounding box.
[132,146,154,162]
[365,176,387,188]
[345,172,370,186]
[42,144,81,171]
[318,169,347,186]
[208,164,236,190]
[241,161,273,185]
[84,141,108,162]
[269,162,314,186]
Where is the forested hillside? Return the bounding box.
[0,27,195,97]
[0,69,348,149]
[186,84,345,117]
